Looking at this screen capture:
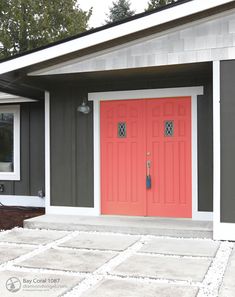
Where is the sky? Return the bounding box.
[78,0,149,28]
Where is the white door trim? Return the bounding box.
[88,86,213,220]
[44,91,101,216]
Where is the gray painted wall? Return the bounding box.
[0,101,45,197]
[50,88,94,207]
[220,60,235,223]
[198,83,213,212]
[49,68,213,212]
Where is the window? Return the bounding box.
[0,105,20,180]
[164,120,174,137]
[118,122,127,138]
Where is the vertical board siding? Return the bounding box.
[0,101,45,196]
[220,60,235,223]
[50,88,94,207]
[197,83,213,211]
[49,72,212,211]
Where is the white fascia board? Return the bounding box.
[0,0,233,75]
[0,92,36,103]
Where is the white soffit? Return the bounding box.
[0,0,234,75]
[0,92,36,103]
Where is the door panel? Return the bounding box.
[101,100,146,215]
[146,98,192,217]
[101,97,192,218]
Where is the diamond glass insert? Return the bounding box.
[118,122,126,138]
[165,121,174,137]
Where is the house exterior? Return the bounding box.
[0,0,235,240]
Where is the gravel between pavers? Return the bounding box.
[0,228,233,297]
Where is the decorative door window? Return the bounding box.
[165,121,174,137]
[118,122,126,138]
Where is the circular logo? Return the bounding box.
[6,277,21,293]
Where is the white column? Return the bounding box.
[213,61,235,240]
[93,99,101,215]
[45,91,51,210]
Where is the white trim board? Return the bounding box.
[45,92,50,209]
[0,92,36,103]
[88,86,212,221]
[211,61,233,241]
[0,196,45,208]
[214,223,235,241]
[0,0,233,75]
[46,206,99,216]
[0,105,20,180]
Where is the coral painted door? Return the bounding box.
[101,100,146,216]
[101,97,191,218]
[146,98,192,218]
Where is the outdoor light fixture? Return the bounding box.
[77,99,90,114]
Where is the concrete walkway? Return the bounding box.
[0,227,234,296]
[24,215,213,238]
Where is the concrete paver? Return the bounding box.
[17,247,117,272]
[81,279,199,297]
[219,246,235,297]
[140,237,220,257]
[0,228,232,297]
[59,233,140,251]
[0,228,69,245]
[0,270,82,297]
[0,245,35,264]
[113,254,212,281]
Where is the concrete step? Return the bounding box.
[24,215,213,239]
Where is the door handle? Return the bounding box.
[147,160,151,174]
[146,160,151,189]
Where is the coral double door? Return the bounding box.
[101,97,192,218]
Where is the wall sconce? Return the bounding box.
[77,99,90,114]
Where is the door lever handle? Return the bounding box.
[146,160,151,189]
[147,160,151,170]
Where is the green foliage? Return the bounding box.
[105,0,135,24]
[145,0,176,11]
[0,0,92,59]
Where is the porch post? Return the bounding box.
[93,99,101,215]
[45,91,50,210]
[213,61,221,240]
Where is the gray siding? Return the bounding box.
[198,83,213,211]
[49,69,213,212]
[220,60,235,223]
[0,101,45,197]
[50,88,94,207]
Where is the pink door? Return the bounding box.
[101,100,146,215]
[101,97,192,218]
[146,97,192,218]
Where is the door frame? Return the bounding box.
[89,87,214,221]
[88,86,213,221]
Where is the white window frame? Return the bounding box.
[0,105,20,180]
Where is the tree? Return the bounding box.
[145,0,176,11]
[0,0,92,59]
[105,0,135,24]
